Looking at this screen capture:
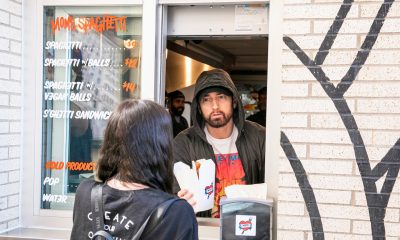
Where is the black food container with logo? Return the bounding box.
[220,198,273,240]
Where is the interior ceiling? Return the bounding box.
[167,38,268,83]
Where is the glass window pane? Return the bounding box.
[41,6,142,210]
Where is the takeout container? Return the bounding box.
[174,159,216,213]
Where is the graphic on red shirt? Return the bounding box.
[211,153,246,218]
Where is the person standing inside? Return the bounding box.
[167,90,189,137]
[71,99,198,240]
[246,87,267,127]
[173,69,265,218]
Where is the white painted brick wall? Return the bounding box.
[0,173,7,185]
[10,41,21,54]
[10,69,20,81]
[282,99,356,113]
[277,230,305,240]
[283,67,315,81]
[314,0,350,2]
[279,216,351,232]
[0,66,9,79]
[283,20,311,34]
[277,202,305,216]
[0,207,18,222]
[284,4,359,19]
[9,122,20,133]
[0,183,19,198]
[8,147,20,158]
[0,148,8,160]
[307,233,399,240]
[318,204,399,222]
[7,195,18,208]
[8,171,19,183]
[282,83,309,97]
[278,216,312,231]
[313,189,352,205]
[314,19,376,34]
[321,50,358,65]
[0,80,21,93]
[357,100,400,114]
[9,95,21,107]
[365,50,400,65]
[0,135,20,146]
[284,0,311,4]
[283,128,372,144]
[309,144,357,159]
[0,95,9,107]
[361,2,400,18]
[373,34,400,49]
[0,1,21,16]
[0,197,6,210]
[279,144,307,158]
[311,82,400,97]
[0,39,9,52]
[358,66,400,81]
[0,122,8,134]
[372,131,400,146]
[0,11,9,25]
[280,0,400,238]
[0,0,22,231]
[0,160,19,173]
[282,50,307,65]
[0,109,21,120]
[281,114,308,128]
[0,53,21,67]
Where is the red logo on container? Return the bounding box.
[239,218,253,234]
[204,183,213,199]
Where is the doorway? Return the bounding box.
[163,4,269,126]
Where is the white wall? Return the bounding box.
[0,0,22,232]
[279,0,400,239]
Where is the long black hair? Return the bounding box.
[96,99,174,193]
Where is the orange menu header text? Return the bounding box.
[51,15,127,33]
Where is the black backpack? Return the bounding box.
[91,184,182,240]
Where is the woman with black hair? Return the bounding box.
[71,99,198,240]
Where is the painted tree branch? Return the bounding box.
[282,0,399,239]
[280,132,324,240]
[314,0,353,65]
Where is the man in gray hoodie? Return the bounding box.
[173,69,266,218]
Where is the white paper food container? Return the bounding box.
[174,159,215,212]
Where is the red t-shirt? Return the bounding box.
[205,126,247,218]
[211,152,246,218]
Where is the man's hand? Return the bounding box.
[177,189,197,207]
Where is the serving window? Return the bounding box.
[41,6,142,210]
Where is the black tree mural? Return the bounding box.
[281,0,400,239]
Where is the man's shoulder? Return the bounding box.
[243,120,265,133]
[174,126,198,143]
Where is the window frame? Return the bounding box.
[22,0,146,229]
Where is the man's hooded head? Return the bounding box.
[191,69,245,134]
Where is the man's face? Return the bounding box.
[199,92,233,128]
[170,97,185,116]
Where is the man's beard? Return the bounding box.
[171,107,184,116]
[204,111,233,128]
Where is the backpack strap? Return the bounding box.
[91,183,113,240]
[131,198,183,240]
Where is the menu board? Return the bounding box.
[41,6,142,210]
